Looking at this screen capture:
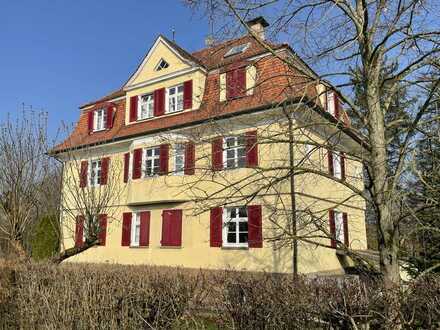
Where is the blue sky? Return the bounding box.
[0,1,209,140]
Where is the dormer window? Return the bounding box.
[138,93,154,120]
[155,59,169,71]
[94,109,107,131]
[166,84,184,113]
[224,43,250,57]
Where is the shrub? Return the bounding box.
[0,262,439,329]
[6,263,201,329]
[30,215,59,260]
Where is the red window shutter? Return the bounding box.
[248,205,263,248]
[154,88,165,116]
[159,144,169,175]
[100,157,110,185]
[246,130,258,167]
[328,150,334,176]
[226,70,235,99]
[123,153,130,183]
[329,210,336,248]
[132,149,142,179]
[121,212,132,246]
[79,161,88,188]
[88,111,94,133]
[98,214,107,246]
[106,106,114,129]
[341,152,346,181]
[211,138,223,171]
[343,112,350,127]
[343,212,349,246]
[334,94,340,119]
[184,142,195,175]
[129,96,138,122]
[236,67,246,96]
[75,215,84,248]
[210,207,223,247]
[139,211,150,247]
[161,209,182,247]
[226,68,246,99]
[183,80,193,110]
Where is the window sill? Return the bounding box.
[221,246,249,250]
[129,246,149,249]
[92,128,107,133]
[129,107,196,125]
[160,246,182,249]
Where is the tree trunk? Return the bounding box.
[52,240,98,264]
[367,81,401,329]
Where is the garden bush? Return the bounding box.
[0,261,439,329]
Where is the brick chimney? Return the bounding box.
[246,16,269,40]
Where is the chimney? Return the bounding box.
[205,35,215,47]
[246,16,269,40]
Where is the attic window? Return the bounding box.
[224,43,250,57]
[155,59,169,71]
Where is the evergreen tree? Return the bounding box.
[404,90,440,277]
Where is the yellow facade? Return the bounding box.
[59,36,368,275]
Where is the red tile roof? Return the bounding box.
[53,35,320,153]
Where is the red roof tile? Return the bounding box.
[53,36,318,153]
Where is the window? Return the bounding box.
[131,213,141,246]
[223,207,248,247]
[166,84,184,113]
[333,152,342,179]
[155,58,169,71]
[326,91,335,116]
[174,144,185,175]
[89,160,102,186]
[94,109,107,131]
[334,211,345,243]
[138,94,154,120]
[224,43,250,57]
[224,136,246,169]
[143,147,160,177]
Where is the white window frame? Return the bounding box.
[333,152,342,179]
[222,206,249,248]
[155,58,169,71]
[326,91,336,117]
[223,136,246,169]
[82,215,97,242]
[174,144,185,175]
[334,211,345,243]
[130,212,141,247]
[94,108,107,131]
[166,84,184,114]
[224,43,250,57]
[143,147,160,177]
[89,159,102,187]
[138,93,154,120]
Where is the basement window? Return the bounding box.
[224,43,250,57]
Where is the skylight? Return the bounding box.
[155,59,169,71]
[224,43,250,58]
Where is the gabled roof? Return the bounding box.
[124,34,205,88]
[80,34,289,109]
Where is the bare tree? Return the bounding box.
[184,0,440,289]
[52,130,126,263]
[0,109,52,258]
